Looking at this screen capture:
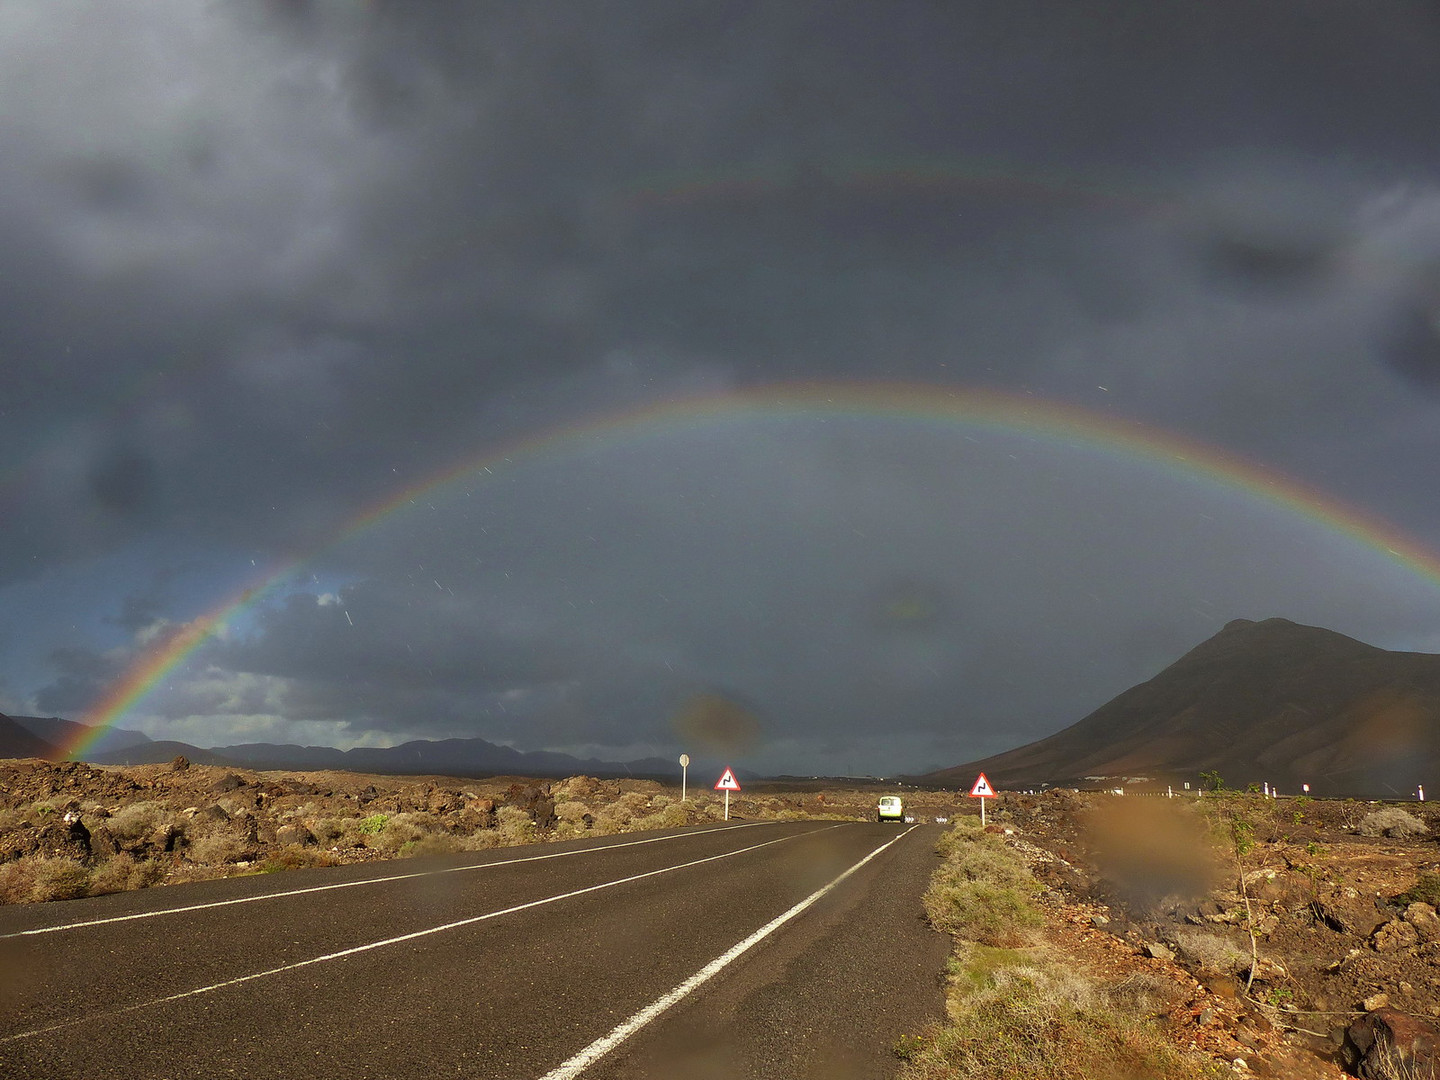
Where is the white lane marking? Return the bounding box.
[1,825,845,1044]
[537,823,921,1080]
[0,820,777,940]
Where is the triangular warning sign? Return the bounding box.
[968,772,996,798]
[714,767,741,792]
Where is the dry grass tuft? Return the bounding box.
[904,820,1222,1080]
[0,855,91,903]
[107,801,175,845]
[495,805,536,844]
[901,960,1222,1079]
[87,853,165,895]
[922,824,1043,946]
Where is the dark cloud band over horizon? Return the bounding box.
[6,1,1440,774]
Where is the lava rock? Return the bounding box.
[1343,1008,1440,1078]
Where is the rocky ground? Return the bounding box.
[5,758,1440,1076]
[994,787,1440,1079]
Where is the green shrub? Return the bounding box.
[357,813,390,835]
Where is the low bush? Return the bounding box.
[900,961,1221,1079]
[187,831,245,865]
[356,813,390,835]
[0,806,29,831]
[0,855,91,904]
[496,805,536,845]
[364,813,435,853]
[88,853,165,895]
[1358,807,1429,839]
[592,791,653,832]
[107,801,173,845]
[630,802,694,832]
[923,876,1043,947]
[554,799,592,825]
[310,817,348,844]
[922,823,1043,946]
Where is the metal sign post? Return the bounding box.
[680,753,690,801]
[714,767,741,820]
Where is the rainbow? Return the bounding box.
[62,380,1440,759]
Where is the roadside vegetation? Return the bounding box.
[898,818,1223,1080]
[0,761,881,904]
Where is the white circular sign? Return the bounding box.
[679,753,690,767]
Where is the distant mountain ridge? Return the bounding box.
[8,714,156,758]
[922,618,1440,798]
[1,715,677,780]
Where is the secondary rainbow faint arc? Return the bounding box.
[64,380,1440,759]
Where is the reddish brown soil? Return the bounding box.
[996,788,1440,1078]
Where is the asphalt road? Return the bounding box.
[0,820,949,1079]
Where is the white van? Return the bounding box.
[877,795,904,822]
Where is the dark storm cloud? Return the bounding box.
[32,647,125,716]
[8,1,1440,772]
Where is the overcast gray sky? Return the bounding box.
[6,0,1440,776]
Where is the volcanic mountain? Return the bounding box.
[923,618,1440,798]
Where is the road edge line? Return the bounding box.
[535,823,921,1080]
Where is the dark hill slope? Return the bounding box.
[923,618,1440,798]
[0,712,61,760]
[10,715,154,757]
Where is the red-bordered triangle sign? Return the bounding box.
[969,773,996,798]
[714,767,742,792]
